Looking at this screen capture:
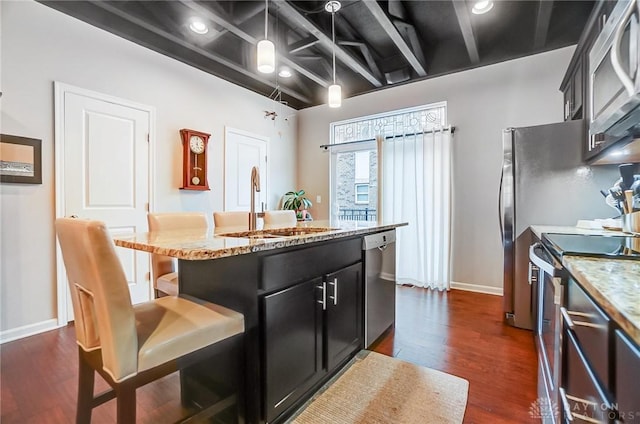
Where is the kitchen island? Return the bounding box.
[114,220,407,424]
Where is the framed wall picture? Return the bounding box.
[0,134,42,184]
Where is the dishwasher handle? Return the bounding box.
[363,230,396,250]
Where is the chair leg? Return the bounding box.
[76,352,95,424]
[115,381,136,424]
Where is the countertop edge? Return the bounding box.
[114,223,407,261]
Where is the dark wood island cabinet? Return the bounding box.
[114,222,404,424]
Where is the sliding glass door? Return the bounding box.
[330,141,377,223]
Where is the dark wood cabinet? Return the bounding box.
[559,1,618,160]
[263,277,324,423]
[325,263,362,372]
[179,235,367,424]
[262,262,363,423]
[560,275,639,424]
[614,330,640,423]
[560,1,613,120]
[563,56,584,121]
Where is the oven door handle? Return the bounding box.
[611,0,638,96]
[529,243,559,277]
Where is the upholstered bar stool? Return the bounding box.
[263,210,296,229]
[213,211,249,230]
[147,212,208,297]
[55,218,245,424]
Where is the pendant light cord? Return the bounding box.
[332,9,336,84]
[264,0,269,39]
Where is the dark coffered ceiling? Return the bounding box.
[39,1,595,110]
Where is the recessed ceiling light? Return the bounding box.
[189,19,209,35]
[472,1,494,15]
[278,67,292,78]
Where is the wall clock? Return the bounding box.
[180,128,210,190]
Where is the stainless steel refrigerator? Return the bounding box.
[500,120,619,329]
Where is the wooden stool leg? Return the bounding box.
[116,381,136,424]
[76,352,95,424]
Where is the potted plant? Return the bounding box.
[282,189,313,220]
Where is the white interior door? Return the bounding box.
[55,83,153,322]
[224,127,268,211]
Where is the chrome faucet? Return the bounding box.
[250,166,261,231]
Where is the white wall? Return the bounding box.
[0,1,297,335]
[297,47,573,292]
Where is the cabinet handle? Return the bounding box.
[566,392,603,423]
[328,278,338,305]
[561,307,606,329]
[316,282,327,310]
[560,388,604,423]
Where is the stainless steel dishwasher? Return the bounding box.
[363,230,396,347]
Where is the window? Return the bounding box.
[329,103,446,223]
[355,183,369,204]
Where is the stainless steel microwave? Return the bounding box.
[589,0,640,153]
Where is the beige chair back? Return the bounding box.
[147,212,208,291]
[55,218,138,380]
[263,210,297,228]
[213,211,249,230]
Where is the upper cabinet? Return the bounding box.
[561,2,611,124]
[562,0,640,164]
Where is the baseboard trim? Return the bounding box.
[0,319,62,344]
[450,281,503,296]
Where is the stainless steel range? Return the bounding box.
[530,232,639,423]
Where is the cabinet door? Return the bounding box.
[263,277,324,422]
[561,328,612,423]
[325,262,363,372]
[614,330,640,423]
[571,57,583,119]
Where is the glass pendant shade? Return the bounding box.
[328,84,342,108]
[257,39,275,73]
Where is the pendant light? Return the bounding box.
[257,0,275,73]
[326,1,341,108]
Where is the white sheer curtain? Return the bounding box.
[378,128,453,290]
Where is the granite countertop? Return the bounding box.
[113,220,407,260]
[563,256,640,346]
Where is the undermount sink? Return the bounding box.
[219,227,337,239]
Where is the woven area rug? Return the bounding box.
[288,351,469,424]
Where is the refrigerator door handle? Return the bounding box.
[498,168,504,240]
[501,129,514,249]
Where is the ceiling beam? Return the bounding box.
[178,0,331,88]
[296,55,335,80]
[534,0,554,49]
[289,37,321,54]
[276,1,383,87]
[394,21,427,70]
[361,1,426,77]
[452,0,480,64]
[338,41,382,79]
[202,4,265,47]
[91,2,312,105]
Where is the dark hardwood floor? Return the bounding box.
[371,286,538,424]
[1,287,537,423]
